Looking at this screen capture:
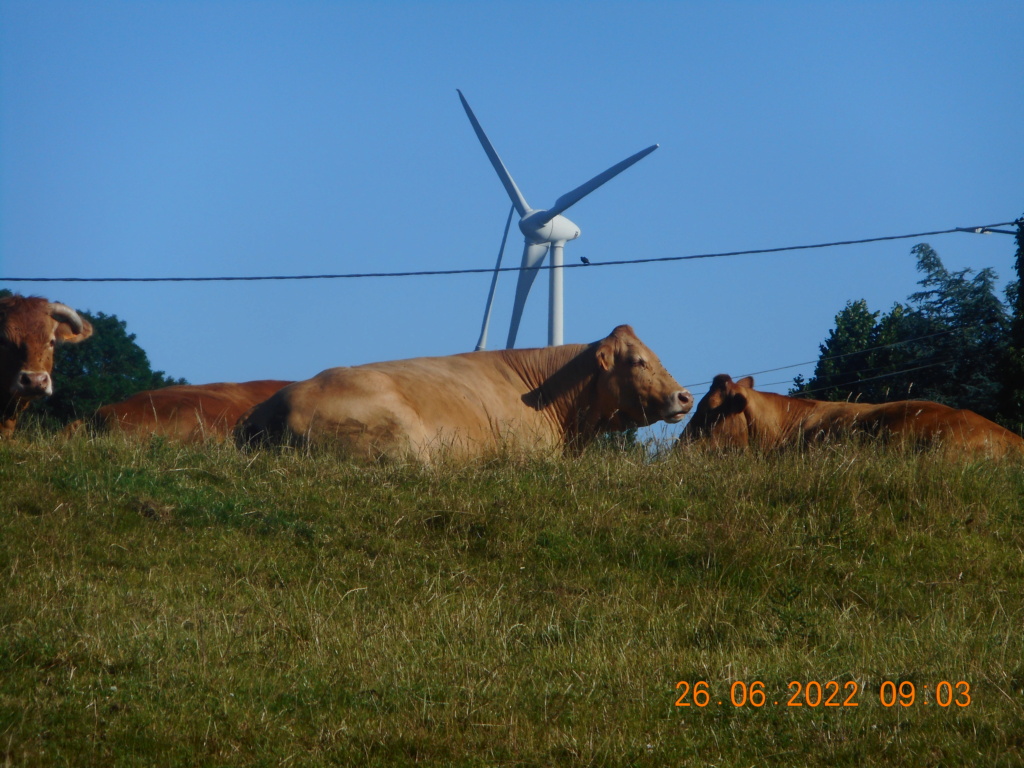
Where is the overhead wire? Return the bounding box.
[1,220,1019,284]
[758,359,957,396]
[686,357,958,401]
[682,316,1004,390]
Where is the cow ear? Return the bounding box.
[55,318,94,343]
[595,339,615,371]
[49,303,93,343]
[736,376,754,388]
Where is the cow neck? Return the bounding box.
[496,343,597,436]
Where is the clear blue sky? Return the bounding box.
[2,1,1021,436]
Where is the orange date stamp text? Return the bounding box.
[674,680,971,708]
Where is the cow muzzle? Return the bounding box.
[14,371,53,398]
[662,389,693,423]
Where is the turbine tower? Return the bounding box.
[458,90,658,349]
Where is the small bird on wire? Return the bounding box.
[580,256,591,265]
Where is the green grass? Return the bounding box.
[2,432,1023,766]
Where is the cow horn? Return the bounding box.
[48,302,86,334]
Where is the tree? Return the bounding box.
[1001,216,1024,431]
[792,244,1010,420]
[799,299,879,402]
[903,244,1008,415]
[0,290,186,425]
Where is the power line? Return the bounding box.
[683,311,1008,396]
[790,360,958,397]
[688,358,956,401]
[780,359,957,397]
[2,220,1018,284]
[682,317,1001,389]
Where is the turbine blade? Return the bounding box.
[457,90,530,217]
[540,144,659,224]
[506,241,550,349]
[475,204,516,351]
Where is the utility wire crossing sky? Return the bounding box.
[4,221,1018,283]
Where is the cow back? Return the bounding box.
[95,380,292,441]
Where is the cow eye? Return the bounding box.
[631,357,646,368]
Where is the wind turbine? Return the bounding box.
[458,90,658,350]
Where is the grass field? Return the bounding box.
[2,431,1023,766]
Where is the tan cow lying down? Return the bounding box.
[1,294,93,437]
[236,325,693,462]
[680,374,1024,457]
[91,380,293,441]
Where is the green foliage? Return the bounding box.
[794,244,1010,420]
[795,298,880,401]
[1000,217,1024,432]
[2,435,1023,765]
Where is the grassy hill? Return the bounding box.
[2,432,1023,766]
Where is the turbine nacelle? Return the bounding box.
[520,211,581,245]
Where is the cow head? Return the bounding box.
[592,325,692,427]
[679,373,753,447]
[0,295,93,416]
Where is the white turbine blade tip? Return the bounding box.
[547,144,659,219]
[457,91,530,216]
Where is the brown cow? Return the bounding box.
[680,373,1024,457]
[236,325,692,462]
[90,380,293,441]
[1,294,93,437]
